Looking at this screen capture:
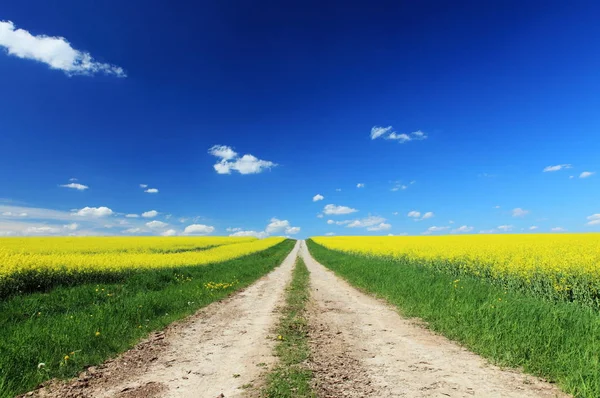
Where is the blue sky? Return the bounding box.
[1,0,600,238]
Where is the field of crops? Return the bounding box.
[312,234,600,307]
[0,237,294,397]
[0,237,284,298]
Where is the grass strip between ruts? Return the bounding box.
[0,239,295,398]
[307,239,600,398]
[263,256,315,398]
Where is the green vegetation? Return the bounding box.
[307,239,600,398]
[263,257,314,398]
[0,239,295,398]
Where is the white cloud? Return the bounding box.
[426,226,449,233]
[449,220,455,224]
[123,228,144,234]
[529,226,539,230]
[543,164,572,172]
[451,225,474,233]
[69,178,78,182]
[125,214,139,218]
[370,126,427,143]
[391,183,407,192]
[144,188,159,194]
[63,223,79,231]
[346,216,387,229]
[183,224,215,235]
[316,213,324,218]
[146,220,168,229]
[209,145,276,175]
[327,219,335,225]
[479,229,496,234]
[367,222,391,231]
[0,20,125,76]
[1,212,28,217]
[286,226,301,235]
[24,226,62,235]
[580,171,595,179]
[408,211,421,218]
[325,232,336,236]
[392,212,399,216]
[551,227,566,232]
[161,229,177,236]
[266,218,291,234]
[229,230,268,238]
[494,205,501,209]
[323,204,358,215]
[421,212,434,220]
[370,126,393,140]
[208,145,238,161]
[313,194,324,202]
[75,206,113,217]
[60,183,88,191]
[387,130,428,143]
[512,208,529,217]
[586,214,600,226]
[497,225,513,232]
[139,184,148,188]
[356,183,365,188]
[335,188,342,192]
[569,175,575,179]
[142,210,158,218]
[226,227,242,232]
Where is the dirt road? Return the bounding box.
[32,241,300,398]
[300,240,567,398]
[31,239,568,398]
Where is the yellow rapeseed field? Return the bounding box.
[312,234,600,306]
[0,237,285,296]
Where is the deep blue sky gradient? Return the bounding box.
[1,0,599,237]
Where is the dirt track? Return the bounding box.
[300,241,566,398]
[29,239,568,397]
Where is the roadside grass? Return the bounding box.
[263,256,314,398]
[0,239,295,398]
[307,239,600,398]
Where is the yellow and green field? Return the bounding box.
[312,234,600,307]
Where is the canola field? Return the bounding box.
[312,234,600,307]
[0,236,284,297]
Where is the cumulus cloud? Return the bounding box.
[60,183,88,191]
[325,232,336,236]
[408,210,434,221]
[142,210,158,218]
[586,214,600,226]
[316,214,324,218]
[144,188,159,194]
[543,164,572,172]
[356,183,365,188]
[313,194,324,202]
[370,126,427,143]
[123,228,144,234]
[408,211,421,218]
[580,171,595,179]
[139,184,148,188]
[323,204,358,215]
[512,208,529,217]
[551,227,566,232]
[286,226,301,235]
[24,226,62,235]
[479,229,496,234]
[209,145,276,175]
[161,229,177,236]
[125,214,139,218]
[421,212,434,220]
[0,20,125,76]
[74,206,113,217]
[497,225,513,232]
[529,226,539,230]
[391,182,407,191]
[426,226,449,233]
[347,216,386,228]
[229,230,268,238]
[63,223,79,231]
[370,126,394,139]
[226,227,242,232]
[451,225,474,233]
[367,222,391,231]
[146,220,168,229]
[183,224,215,235]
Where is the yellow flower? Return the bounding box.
[64,355,69,361]
[95,331,101,336]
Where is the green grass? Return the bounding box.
[307,239,600,398]
[0,239,295,398]
[263,256,314,398]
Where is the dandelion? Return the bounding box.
[95,331,101,336]
[64,355,69,361]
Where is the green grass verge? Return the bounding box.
[263,256,314,398]
[307,239,600,398]
[0,239,295,398]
